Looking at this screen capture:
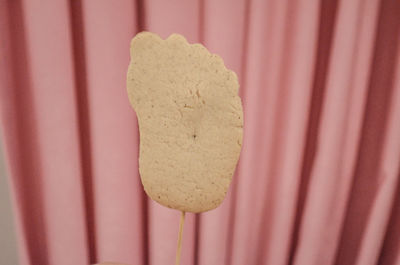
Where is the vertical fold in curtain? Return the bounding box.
[69,1,96,262]
[334,0,400,264]
[288,0,339,263]
[77,1,145,264]
[292,0,392,264]
[352,37,400,265]
[0,1,90,265]
[0,1,49,264]
[229,0,319,265]
[228,0,289,263]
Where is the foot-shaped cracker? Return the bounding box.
[127,32,243,212]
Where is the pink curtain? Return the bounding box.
[1,0,400,264]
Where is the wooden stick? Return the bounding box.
[175,211,186,265]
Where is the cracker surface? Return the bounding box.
[127,32,243,212]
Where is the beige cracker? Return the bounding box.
[127,32,243,213]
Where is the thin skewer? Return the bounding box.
[175,211,186,265]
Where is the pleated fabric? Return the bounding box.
[1,0,400,265]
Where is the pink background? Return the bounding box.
[1,0,400,264]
